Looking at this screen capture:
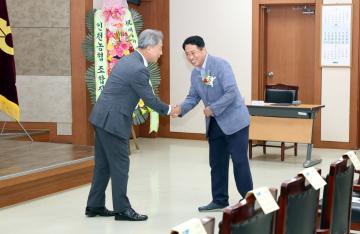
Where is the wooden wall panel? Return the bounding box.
[128,0,171,138]
[71,0,94,145]
[314,0,359,149]
[347,0,358,148]
[312,0,323,148]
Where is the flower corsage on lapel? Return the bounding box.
[202,71,216,87]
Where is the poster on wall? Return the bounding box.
[321,5,351,67]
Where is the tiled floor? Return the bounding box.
[0,138,358,234]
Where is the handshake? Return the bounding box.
[169,105,214,118]
[170,105,181,118]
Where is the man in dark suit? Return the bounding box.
[85,29,174,221]
[173,36,253,211]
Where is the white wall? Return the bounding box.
[0,76,72,135]
[93,0,102,8]
[320,0,352,142]
[321,68,350,142]
[169,0,252,133]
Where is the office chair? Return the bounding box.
[249,83,299,161]
[265,86,298,105]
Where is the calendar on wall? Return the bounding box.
[321,5,352,67]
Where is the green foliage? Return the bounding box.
[86,9,96,33]
[129,8,144,35]
[82,9,96,103]
[82,34,95,63]
[85,64,96,104]
[132,63,161,126]
[148,62,161,96]
[133,107,149,126]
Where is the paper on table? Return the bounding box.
[300,167,327,190]
[246,187,279,214]
[171,218,207,234]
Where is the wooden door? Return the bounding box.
[263,5,316,104]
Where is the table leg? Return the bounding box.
[303,144,322,168]
[131,126,139,150]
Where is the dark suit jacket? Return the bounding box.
[89,51,169,139]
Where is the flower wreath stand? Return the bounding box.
[83,1,162,153]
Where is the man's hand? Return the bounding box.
[170,105,181,118]
[203,106,214,117]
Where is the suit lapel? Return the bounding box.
[193,55,214,106]
[204,55,214,102]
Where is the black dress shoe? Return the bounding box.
[115,208,148,221]
[85,207,116,217]
[198,202,227,212]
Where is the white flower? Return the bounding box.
[202,73,216,87]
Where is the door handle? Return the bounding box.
[265,71,274,78]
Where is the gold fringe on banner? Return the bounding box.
[0,95,20,121]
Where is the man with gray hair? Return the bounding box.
[85,29,176,221]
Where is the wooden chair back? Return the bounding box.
[320,156,354,234]
[219,188,277,234]
[275,171,320,234]
[265,83,299,103]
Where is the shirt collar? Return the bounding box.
[137,50,148,67]
[195,53,208,72]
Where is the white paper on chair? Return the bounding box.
[352,197,360,203]
[247,187,279,214]
[300,167,327,190]
[251,100,265,106]
[171,218,207,234]
[345,151,360,171]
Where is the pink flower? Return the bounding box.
[109,48,119,57]
[113,22,124,29]
[106,30,114,39]
[120,42,129,50]
[111,7,125,19]
[103,6,126,22]
[103,9,112,22]
[114,46,124,57]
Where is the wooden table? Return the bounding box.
[247,104,324,168]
